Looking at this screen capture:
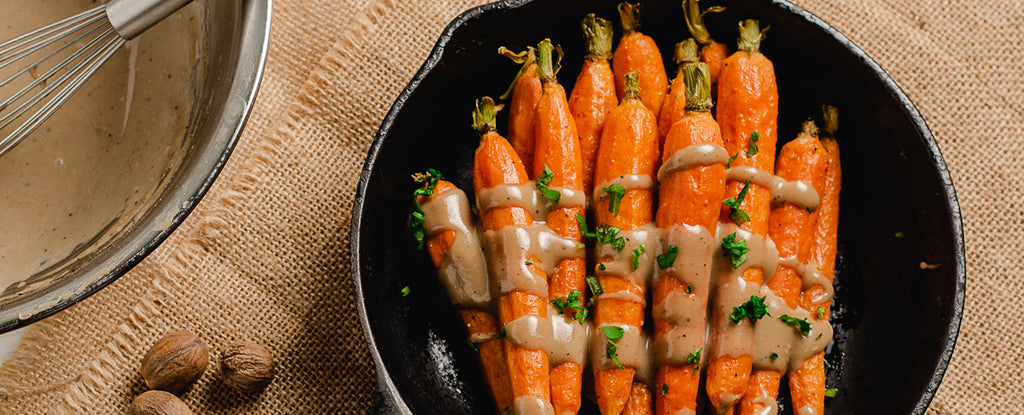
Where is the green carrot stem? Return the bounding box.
[737,19,769,53]
[536,38,562,82]
[683,0,725,45]
[497,46,536,100]
[802,119,820,137]
[582,14,614,60]
[822,105,839,136]
[673,38,700,67]
[472,96,503,134]
[683,62,712,112]
[623,71,641,100]
[618,2,642,34]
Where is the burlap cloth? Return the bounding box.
[0,0,1017,413]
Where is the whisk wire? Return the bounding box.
[0,23,108,93]
[0,7,107,70]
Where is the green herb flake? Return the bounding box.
[525,260,534,266]
[409,169,444,250]
[721,233,749,268]
[586,275,604,296]
[895,231,905,239]
[806,206,814,213]
[770,352,779,360]
[730,295,770,324]
[662,383,668,396]
[726,152,739,168]
[824,360,831,374]
[603,184,626,217]
[722,180,752,225]
[410,209,426,250]
[401,286,411,297]
[536,164,562,202]
[497,327,506,339]
[747,131,760,157]
[632,245,645,271]
[685,347,703,376]
[816,333,823,340]
[686,284,693,294]
[551,290,585,322]
[816,306,825,320]
[825,388,838,398]
[469,340,480,352]
[599,326,626,369]
[590,224,626,251]
[657,246,679,269]
[779,314,813,337]
[598,263,607,271]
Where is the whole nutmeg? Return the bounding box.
[220,341,278,393]
[130,390,193,415]
[140,331,209,393]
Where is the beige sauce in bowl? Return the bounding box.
[0,0,200,291]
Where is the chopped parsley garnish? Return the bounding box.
[747,131,760,157]
[525,260,534,266]
[726,152,739,168]
[599,326,626,369]
[577,213,625,250]
[722,180,752,225]
[410,168,444,250]
[603,184,626,217]
[686,284,693,294]
[816,333,823,340]
[895,231,905,239]
[721,233,749,268]
[497,327,506,339]
[824,388,838,398]
[536,164,561,203]
[586,275,604,296]
[469,340,480,352]
[551,290,588,324]
[779,315,813,337]
[685,347,702,376]
[816,306,825,320]
[401,286,411,297]
[598,263,607,271]
[730,295,770,324]
[657,246,679,269]
[662,383,668,396]
[632,245,645,271]
[824,360,831,374]
[770,352,779,360]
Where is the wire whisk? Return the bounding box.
[0,0,192,157]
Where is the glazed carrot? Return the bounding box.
[593,71,659,415]
[657,39,699,151]
[737,121,827,415]
[707,19,778,414]
[654,62,725,415]
[500,46,542,171]
[416,176,515,413]
[623,383,654,415]
[472,96,552,409]
[612,2,669,118]
[683,0,728,99]
[569,14,618,197]
[789,106,842,415]
[533,39,587,415]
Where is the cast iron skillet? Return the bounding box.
[352,0,966,413]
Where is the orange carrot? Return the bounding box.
[789,106,842,415]
[500,46,542,171]
[592,71,659,415]
[472,96,552,409]
[569,14,618,197]
[683,0,728,100]
[623,383,654,415]
[415,176,515,413]
[706,19,778,414]
[613,2,669,118]
[533,39,587,415]
[737,121,827,415]
[657,39,700,151]
[654,62,724,415]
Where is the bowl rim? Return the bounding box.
[350,0,966,413]
[0,0,274,333]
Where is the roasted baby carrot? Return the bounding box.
[654,62,725,415]
[416,175,515,413]
[683,0,728,100]
[592,71,660,415]
[472,96,553,409]
[533,38,587,415]
[613,2,669,118]
[500,46,543,171]
[706,19,778,414]
[737,121,827,415]
[623,383,654,415]
[657,39,700,151]
[789,106,842,415]
[569,14,618,197]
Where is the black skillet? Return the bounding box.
[351,0,966,413]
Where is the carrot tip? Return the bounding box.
[684,0,724,44]
[618,2,642,33]
[683,62,712,111]
[582,14,614,60]
[822,105,839,136]
[673,38,700,66]
[737,19,769,53]
[472,96,503,134]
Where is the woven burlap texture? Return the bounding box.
[0,0,1019,413]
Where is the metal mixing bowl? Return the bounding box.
[0,0,271,332]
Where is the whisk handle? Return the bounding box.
[105,0,194,40]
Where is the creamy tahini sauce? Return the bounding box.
[0,0,200,290]
[657,143,730,181]
[652,224,715,366]
[726,166,820,209]
[592,174,656,202]
[420,190,491,309]
[476,182,586,221]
